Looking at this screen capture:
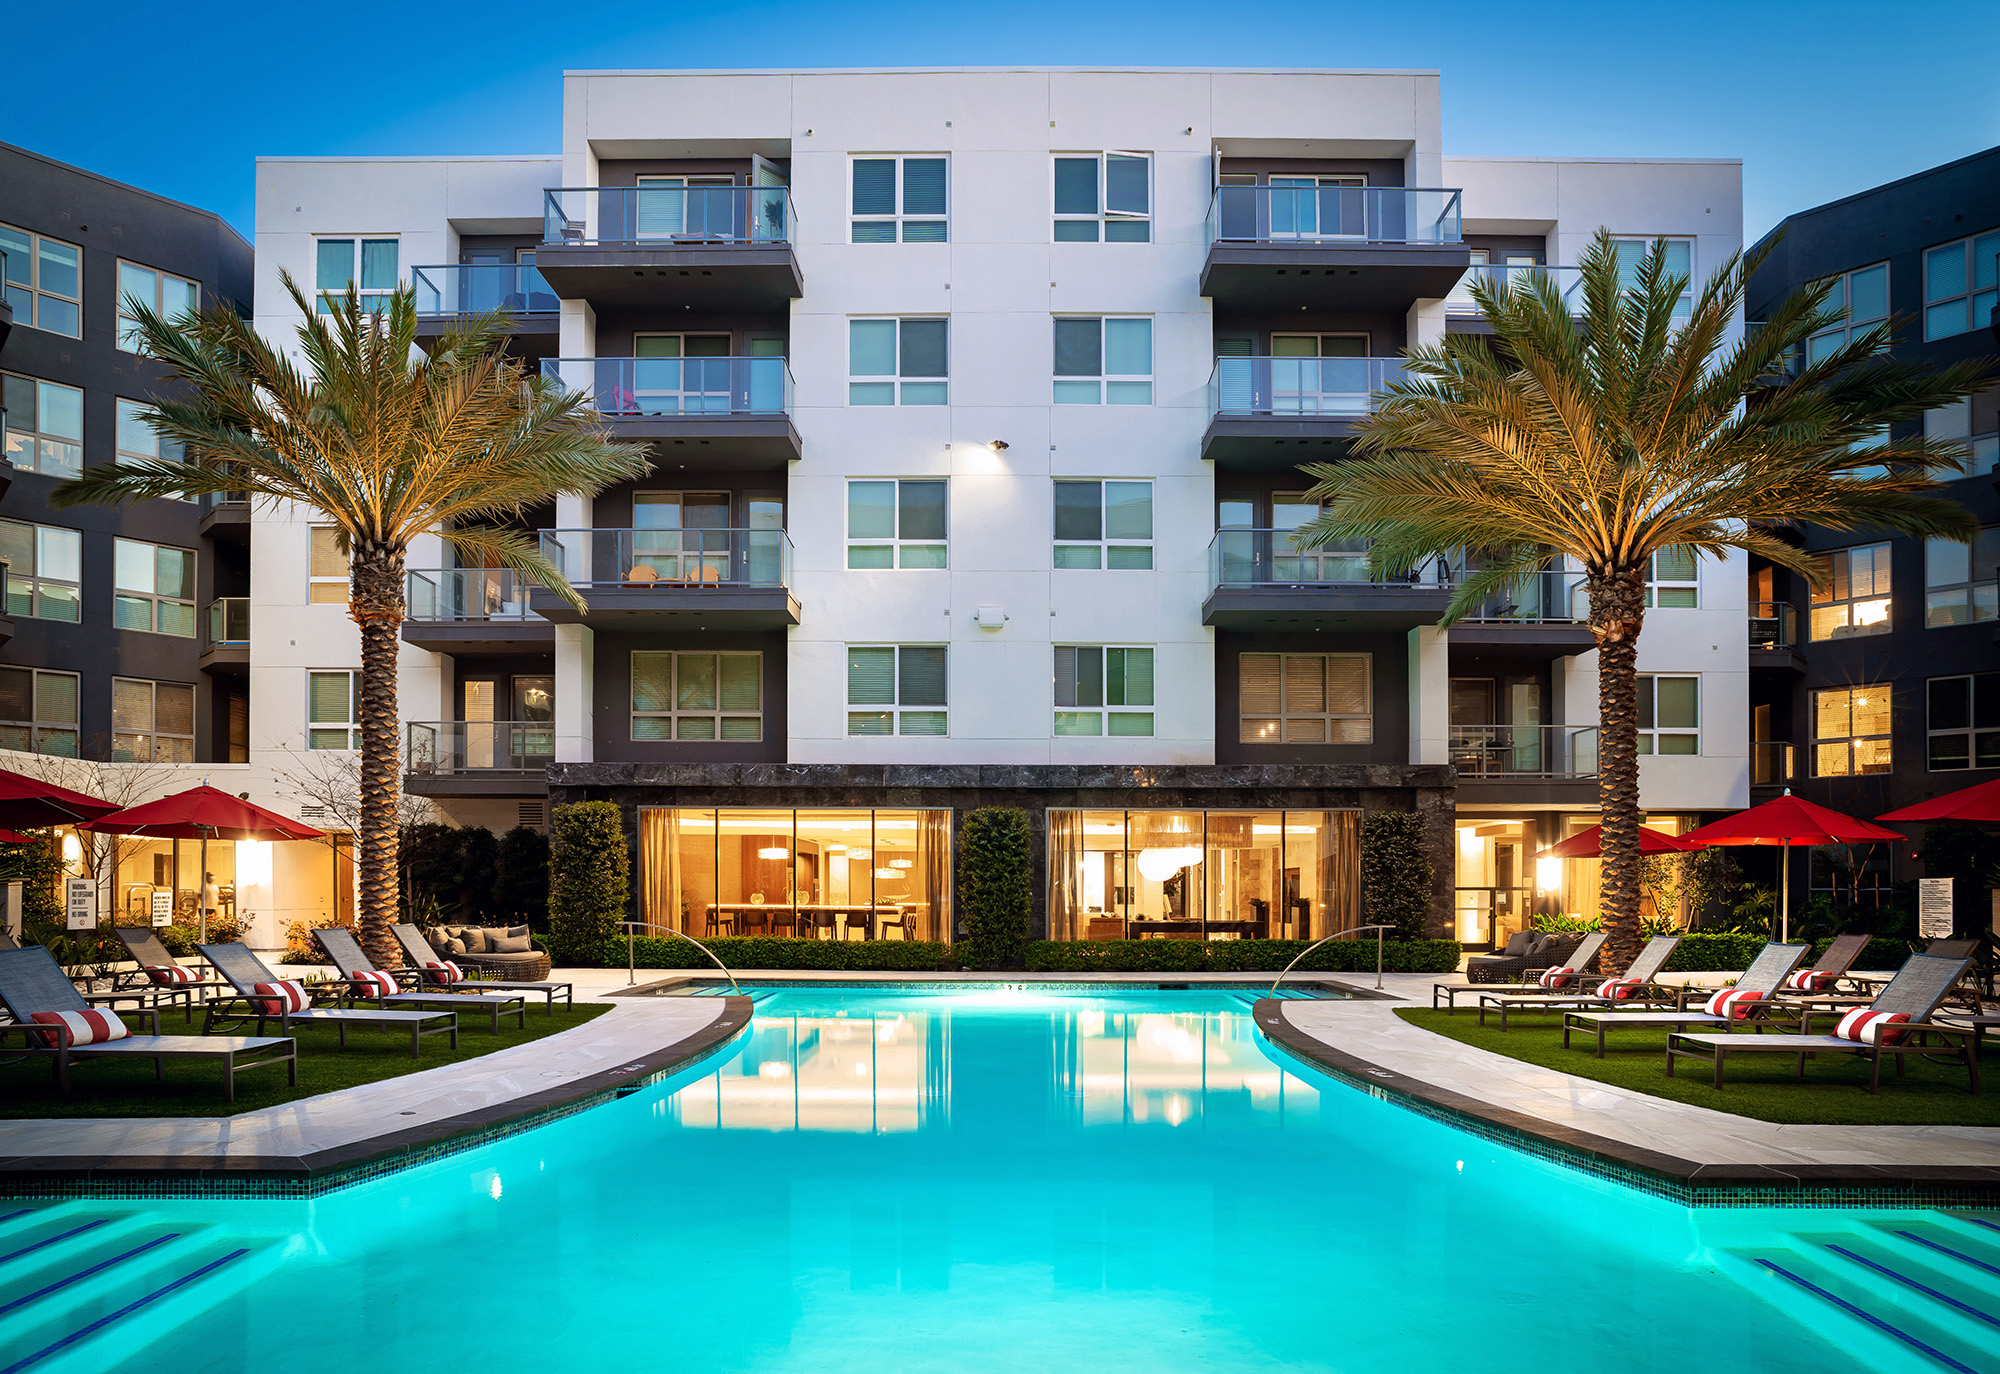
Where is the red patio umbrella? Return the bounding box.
[0,765,120,830]
[83,785,325,940]
[1876,777,2000,827]
[1680,792,1901,943]
[1541,825,1699,859]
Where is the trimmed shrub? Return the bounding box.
[1024,938,1461,974]
[1817,935,1912,971]
[400,822,465,919]
[627,937,954,972]
[13,834,66,946]
[495,825,552,929]
[958,807,1031,969]
[458,826,501,923]
[1660,932,1767,972]
[549,801,628,966]
[1362,812,1433,940]
[1026,940,1210,973]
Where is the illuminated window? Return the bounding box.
[1814,686,1891,776]
[1809,542,1891,640]
[1240,653,1371,744]
[631,652,762,742]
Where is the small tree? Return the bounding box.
[458,827,501,924]
[399,823,466,920]
[958,808,1031,969]
[549,802,627,966]
[1361,812,1433,941]
[496,825,552,929]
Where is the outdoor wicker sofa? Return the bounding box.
[313,927,528,1032]
[1560,942,1809,1056]
[392,923,573,1010]
[1476,935,1685,1030]
[1433,932,1604,1012]
[200,942,458,1057]
[421,923,554,981]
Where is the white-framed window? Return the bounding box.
[1053,317,1152,404]
[1,373,83,476]
[1929,673,2000,770]
[847,645,946,737]
[1923,230,1999,342]
[310,526,349,604]
[1240,653,1371,744]
[1610,236,1694,319]
[1053,479,1153,569]
[0,223,81,337]
[1054,646,1154,737]
[116,260,200,352]
[850,156,947,243]
[111,677,195,763]
[1814,685,1890,777]
[631,651,762,741]
[1637,675,1699,755]
[1053,153,1151,242]
[1924,528,2000,627]
[0,520,81,622]
[1809,541,1892,640]
[313,237,399,313]
[1646,546,1698,608]
[1805,261,1889,364]
[1924,399,2000,478]
[849,318,947,405]
[113,539,195,637]
[308,670,361,750]
[847,479,946,569]
[0,667,79,757]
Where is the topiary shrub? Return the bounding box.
[1362,812,1433,940]
[958,807,1031,969]
[496,825,552,929]
[549,801,628,966]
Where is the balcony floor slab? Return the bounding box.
[1203,585,1454,632]
[531,586,800,630]
[1201,242,1471,313]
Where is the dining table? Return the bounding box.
[707,903,906,938]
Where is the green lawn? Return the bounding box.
[0,1003,610,1119]
[1395,1006,1994,1127]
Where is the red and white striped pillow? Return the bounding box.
[29,1009,133,1048]
[251,980,311,1016]
[1596,978,1644,1001]
[1538,966,1578,989]
[143,965,198,986]
[423,960,463,984]
[1703,988,1766,1020]
[350,970,401,998]
[1785,969,1834,992]
[1834,1008,1911,1045]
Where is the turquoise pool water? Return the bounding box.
[13,987,1997,1374]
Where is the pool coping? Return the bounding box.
[0,996,755,1200]
[1254,998,2000,1209]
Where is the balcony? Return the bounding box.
[410,264,559,355]
[1443,264,1584,334]
[536,186,801,310]
[1749,600,1804,671]
[197,491,249,545]
[1201,186,1467,313]
[1453,723,1600,804]
[1202,529,1451,631]
[405,720,552,798]
[542,357,799,470]
[1202,356,1406,469]
[536,528,799,629]
[1447,571,1595,659]
[200,598,249,676]
[1751,741,1796,791]
[403,569,555,656]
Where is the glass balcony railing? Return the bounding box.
[543,185,792,248]
[1207,185,1461,246]
[1750,600,1799,649]
[405,569,540,623]
[1752,741,1796,787]
[198,490,249,513]
[204,597,248,646]
[1443,264,1584,316]
[1208,356,1406,418]
[1449,724,1599,780]
[406,720,554,776]
[1207,529,1446,590]
[411,263,558,317]
[539,528,793,590]
[1453,570,1588,623]
[1926,579,1999,628]
[541,356,792,417]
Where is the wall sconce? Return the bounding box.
[986,439,1009,452]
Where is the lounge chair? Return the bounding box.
[1776,932,1872,996]
[1561,942,1809,1057]
[391,923,573,1010]
[110,927,233,1021]
[0,945,295,1102]
[313,927,528,1032]
[1477,936,1685,1029]
[0,928,18,950]
[1433,932,1606,1013]
[1784,937,1985,1014]
[200,942,457,1058]
[1666,954,1979,1094]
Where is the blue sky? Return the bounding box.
[5,0,1995,242]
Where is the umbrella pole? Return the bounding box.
[199,829,209,943]
[1780,838,1789,945]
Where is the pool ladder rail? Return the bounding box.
[1269,924,1392,997]
[619,920,742,995]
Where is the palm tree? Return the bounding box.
[1296,229,1994,972]
[54,275,648,965]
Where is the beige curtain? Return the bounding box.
[917,810,950,941]
[1319,811,1361,940]
[639,808,682,933]
[1047,811,1083,941]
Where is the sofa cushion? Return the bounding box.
[458,927,489,954]
[444,937,467,955]
[490,931,532,953]
[504,924,530,941]
[1500,932,1533,957]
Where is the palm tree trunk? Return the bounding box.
[1588,568,1647,974]
[350,543,406,969]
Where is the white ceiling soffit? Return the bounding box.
[448,219,546,236]
[1212,139,1414,160]
[589,139,793,161]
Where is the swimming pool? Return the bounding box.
[6,987,1995,1374]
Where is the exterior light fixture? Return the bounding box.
[987,439,1009,452]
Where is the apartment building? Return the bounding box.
[251,67,1747,947]
[1746,144,2000,910]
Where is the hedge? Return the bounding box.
[959,807,1031,968]
[1660,932,1915,973]
[1025,938,1462,974]
[549,801,627,966]
[1361,813,1432,941]
[624,937,954,971]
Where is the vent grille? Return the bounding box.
[518,801,547,829]
[299,805,330,822]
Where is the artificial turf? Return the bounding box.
[0,1002,611,1119]
[1396,1005,1995,1127]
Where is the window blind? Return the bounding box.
[309,671,352,724]
[1054,481,1102,540]
[852,160,897,216]
[35,672,77,725]
[112,679,153,732]
[899,647,947,706]
[849,648,896,705]
[677,654,717,712]
[898,481,947,540]
[1053,319,1101,377]
[902,159,947,215]
[156,684,195,735]
[719,654,762,711]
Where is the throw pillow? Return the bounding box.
[489,932,532,954]
[424,960,464,984]
[444,937,467,955]
[1538,966,1577,990]
[1702,987,1765,1020]
[459,927,489,954]
[1785,969,1834,992]
[29,1009,132,1048]
[504,924,530,940]
[1595,977,1643,1001]
[250,980,310,1016]
[351,970,401,998]
[1834,1008,1911,1045]
[144,965,198,986]
[1501,932,1534,957]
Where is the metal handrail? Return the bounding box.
[619,919,740,995]
[1270,923,1392,996]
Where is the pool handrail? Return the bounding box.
[619,920,741,995]
[1270,924,1393,996]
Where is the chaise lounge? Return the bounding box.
[200,942,458,1057]
[1433,932,1605,1013]
[392,923,573,1010]
[314,927,528,1032]
[1477,935,1685,1030]
[1561,942,1809,1057]
[111,927,234,1022]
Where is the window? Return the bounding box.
[0,223,81,337]
[631,651,762,741]
[848,646,946,736]
[115,400,188,496]
[1053,154,1150,242]
[1,373,83,476]
[1924,528,2000,627]
[308,671,361,749]
[1054,647,1154,737]
[1637,676,1699,755]
[1645,546,1698,607]
[1240,653,1371,744]
[848,319,947,405]
[847,479,946,568]
[314,237,398,313]
[0,520,81,622]
[1928,673,2000,770]
[113,539,195,637]
[1923,231,1999,341]
[1053,479,1153,569]
[310,527,349,603]
[1814,685,1890,776]
[1925,399,2000,478]
[1805,262,1889,364]
[111,678,195,763]
[0,668,78,756]
[851,156,947,243]
[1610,237,1693,319]
[1053,317,1152,404]
[1809,542,1892,639]
[116,260,200,352]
